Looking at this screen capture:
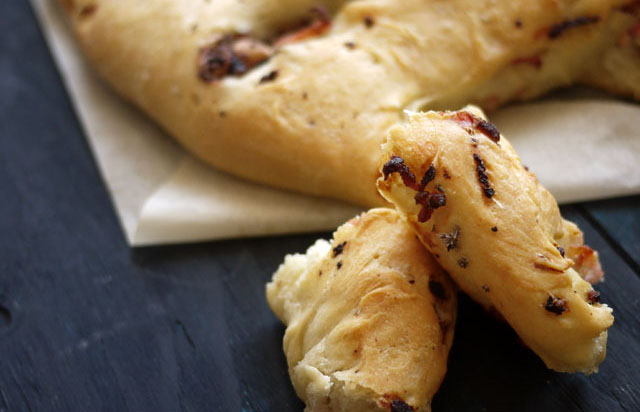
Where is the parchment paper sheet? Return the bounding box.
[32,0,640,246]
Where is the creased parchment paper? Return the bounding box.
[32,0,640,246]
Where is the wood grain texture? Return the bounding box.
[580,196,640,273]
[0,2,638,411]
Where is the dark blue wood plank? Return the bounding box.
[579,196,640,274]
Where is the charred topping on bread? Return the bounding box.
[337,261,343,269]
[429,280,447,300]
[450,111,501,143]
[420,165,436,189]
[198,35,273,82]
[332,241,347,257]
[458,257,469,268]
[274,6,331,47]
[587,290,601,304]
[427,192,446,208]
[439,227,460,251]
[259,70,278,84]
[545,296,568,314]
[491,226,498,232]
[482,284,490,293]
[414,190,446,222]
[199,7,331,82]
[548,16,600,39]
[344,41,356,49]
[382,157,446,222]
[476,120,501,142]
[473,153,495,198]
[515,19,523,28]
[556,246,565,257]
[382,156,419,190]
[364,15,375,28]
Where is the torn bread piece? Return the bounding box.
[377,107,613,374]
[266,208,456,412]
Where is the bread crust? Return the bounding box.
[376,108,613,374]
[266,208,457,411]
[61,0,636,206]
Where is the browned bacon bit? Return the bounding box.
[548,16,600,39]
[587,290,601,304]
[428,192,446,208]
[512,55,543,70]
[414,191,446,223]
[258,70,278,84]
[545,296,568,315]
[332,241,347,257]
[439,227,459,251]
[198,35,273,82]
[382,156,420,190]
[451,111,501,143]
[417,207,433,223]
[473,153,495,198]
[274,6,332,47]
[621,1,640,14]
[458,257,469,268]
[568,245,604,284]
[557,246,565,257]
[452,111,476,128]
[477,120,501,142]
[364,15,375,28]
[429,280,447,300]
[420,165,436,189]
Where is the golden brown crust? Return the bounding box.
[59,0,637,207]
[266,208,456,411]
[377,108,613,374]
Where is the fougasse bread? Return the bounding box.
[60,0,639,207]
[266,208,456,412]
[376,107,613,374]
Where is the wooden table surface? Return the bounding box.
[1,2,639,411]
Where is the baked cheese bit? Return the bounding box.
[267,208,456,412]
[377,107,613,374]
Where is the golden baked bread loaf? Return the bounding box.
[377,107,613,374]
[60,0,638,207]
[266,208,457,412]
